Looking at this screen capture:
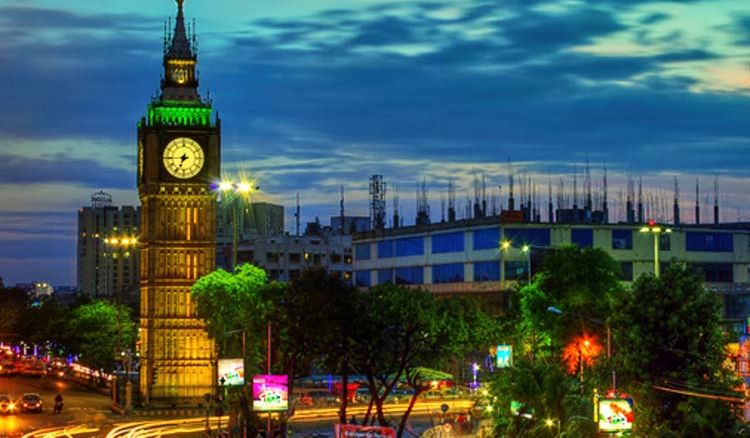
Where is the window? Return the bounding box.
[505,228,551,247]
[289,253,301,263]
[685,232,733,252]
[611,229,632,250]
[691,263,733,282]
[433,263,464,284]
[571,229,593,248]
[331,253,342,264]
[378,269,394,284]
[619,262,633,281]
[395,266,423,285]
[473,228,500,250]
[355,270,371,287]
[504,261,528,281]
[378,240,394,258]
[474,261,500,281]
[432,232,464,254]
[355,243,371,260]
[395,237,424,257]
[659,234,670,251]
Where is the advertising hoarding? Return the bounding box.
[253,374,288,412]
[496,345,513,368]
[598,398,634,432]
[218,358,244,386]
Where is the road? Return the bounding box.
[0,375,112,437]
[0,376,479,437]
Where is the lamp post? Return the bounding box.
[216,176,258,270]
[547,306,615,393]
[500,240,532,284]
[638,219,671,278]
[224,329,248,438]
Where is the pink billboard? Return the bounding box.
[252,374,288,412]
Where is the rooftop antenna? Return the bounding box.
[369,175,387,231]
[585,156,592,211]
[695,178,700,225]
[714,176,719,225]
[572,164,578,211]
[673,177,680,226]
[295,191,301,236]
[626,169,634,223]
[508,159,515,211]
[482,173,487,217]
[447,178,456,223]
[339,185,345,234]
[548,171,553,223]
[393,185,400,229]
[602,164,609,224]
[637,177,644,223]
[473,168,481,219]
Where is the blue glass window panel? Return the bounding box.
[378,240,394,258]
[378,269,394,284]
[504,261,528,280]
[355,270,371,287]
[685,232,733,252]
[571,228,593,248]
[474,261,500,281]
[432,232,464,254]
[504,228,551,247]
[395,237,424,257]
[691,263,733,282]
[395,266,423,285]
[355,244,370,260]
[611,229,632,250]
[473,228,500,250]
[432,263,464,284]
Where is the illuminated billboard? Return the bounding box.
[496,345,512,368]
[218,358,244,386]
[598,398,634,432]
[253,374,288,412]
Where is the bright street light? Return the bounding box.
[639,219,671,277]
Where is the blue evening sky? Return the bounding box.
[0,0,748,285]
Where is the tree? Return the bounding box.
[611,264,745,436]
[0,287,27,341]
[517,246,623,362]
[67,300,135,374]
[490,359,596,437]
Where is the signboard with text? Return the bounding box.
[218,358,244,386]
[598,398,634,432]
[252,374,288,412]
[334,424,396,438]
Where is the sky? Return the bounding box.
[0,0,748,286]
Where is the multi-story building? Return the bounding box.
[77,191,140,307]
[216,201,284,244]
[353,217,750,325]
[219,233,353,282]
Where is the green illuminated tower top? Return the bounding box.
[147,0,214,128]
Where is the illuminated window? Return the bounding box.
[432,232,464,254]
[432,263,464,283]
[473,228,500,250]
[474,261,500,281]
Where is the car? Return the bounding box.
[0,394,17,414]
[20,393,42,413]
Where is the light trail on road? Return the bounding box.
[105,417,227,438]
[20,424,100,438]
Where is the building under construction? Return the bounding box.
[353,169,750,329]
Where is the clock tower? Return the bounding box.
[137,0,219,403]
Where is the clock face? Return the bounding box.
[162,137,205,179]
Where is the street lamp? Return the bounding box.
[500,240,532,283]
[638,219,671,278]
[544,418,561,437]
[214,175,258,270]
[547,306,616,393]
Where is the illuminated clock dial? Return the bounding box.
[162,137,205,179]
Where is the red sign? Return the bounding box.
[334,424,396,438]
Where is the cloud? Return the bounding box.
[0,154,133,188]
